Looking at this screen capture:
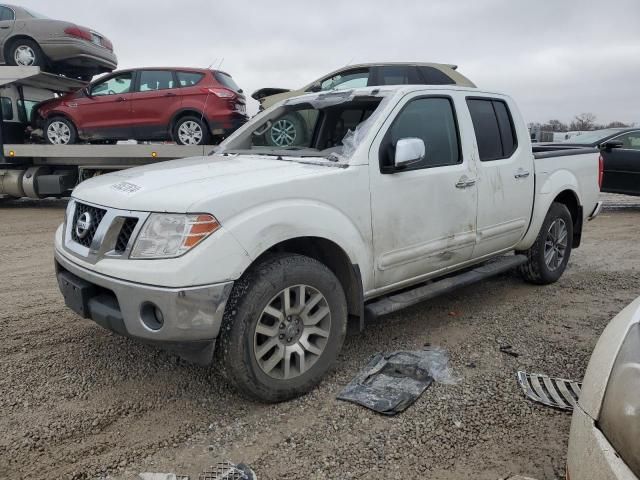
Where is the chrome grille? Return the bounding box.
[115,218,138,253]
[71,203,107,247]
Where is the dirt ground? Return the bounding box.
[1,195,639,480]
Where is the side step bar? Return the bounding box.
[365,254,527,320]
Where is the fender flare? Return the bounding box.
[516,168,581,251]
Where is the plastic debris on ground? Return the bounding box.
[517,371,581,411]
[337,347,459,415]
[138,474,189,480]
[199,461,257,480]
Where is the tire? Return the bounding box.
[217,253,348,402]
[7,38,46,67]
[44,117,77,145]
[518,202,573,285]
[173,116,210,145]
[266,113,306,147]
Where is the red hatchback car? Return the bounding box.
[34,67,248,145]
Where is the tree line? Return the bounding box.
[528,113,636,132]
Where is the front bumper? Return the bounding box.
[55,249,233,364]
[567,405,638,480]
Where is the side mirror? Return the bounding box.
[83,87,92,98]
[600,140,623,151]
[394,138,425,169]
[308,83,321,93]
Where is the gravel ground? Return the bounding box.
[0,194,639,480]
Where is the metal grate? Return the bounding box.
[71,202,107,247]
[517,371,582,411]
[199,461,256,480]
[115,217,138,253]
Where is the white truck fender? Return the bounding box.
[222,199,374,288]
[515,168,581,251]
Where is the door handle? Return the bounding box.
[0,26,10,29]
[164,92,176,97]
[455,176,477,189]
[514,169,530,179]
[115,97,126,102]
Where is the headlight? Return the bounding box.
[598,323,640,477]
[130,213,220,259]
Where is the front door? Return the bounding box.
[75,71,134,140]
[369,93,478,289]
[602,130,640,195]
[465,96,534,258]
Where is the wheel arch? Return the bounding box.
[516,186,583,251]
[170,109,210,133]
[4,34,44,63]
[252,236,363,321]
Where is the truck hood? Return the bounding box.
[72,154,339,213]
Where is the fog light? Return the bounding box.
[140,302,164,330]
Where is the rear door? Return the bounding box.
[0,6,15,57]
[602,130,640,195]
[369,92,478,288]
[465,96,534,258]
[129,70,182,140]
[75,71,134,140]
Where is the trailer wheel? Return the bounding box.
[45,117,78,145]
[7,38,46,67]
[518,202,573,284]
[217,253,348,402]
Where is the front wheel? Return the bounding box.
[518,202,573,284]
[173,116,210,145]
[44,117,78,145]
[217,254,348,402]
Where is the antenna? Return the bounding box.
[207,57,218,69]
[216,57,224,70]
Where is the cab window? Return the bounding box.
[1,97,13,120]
[0,6,15,21]
[91,72,133,96]
[138,70,175,91]
[614,131,640,150]
[381,96,461,172]
[320,69,370,91]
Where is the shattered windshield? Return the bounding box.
[218,90,390,162]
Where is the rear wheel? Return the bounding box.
[217,253,348,402]
[7,38,46,67]
[173,116,209,145]
[518,202,573,284]
[266,113,306,147]
[44,117,77,145]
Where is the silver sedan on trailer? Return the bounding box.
[0,4,117,80]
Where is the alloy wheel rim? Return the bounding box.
[15,45,36,66]
[544,218,568,271]
[253,284,331,380]
[47,121,71,144]
[270,119,296,147]
[178,121,203,145]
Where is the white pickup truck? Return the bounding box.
[54,85,603,402]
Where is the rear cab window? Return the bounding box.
[466,97,518,161]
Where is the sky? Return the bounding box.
[17,0,640,124]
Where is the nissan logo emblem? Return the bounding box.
[75,211,93,239]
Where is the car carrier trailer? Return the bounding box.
[0,66,214,199]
